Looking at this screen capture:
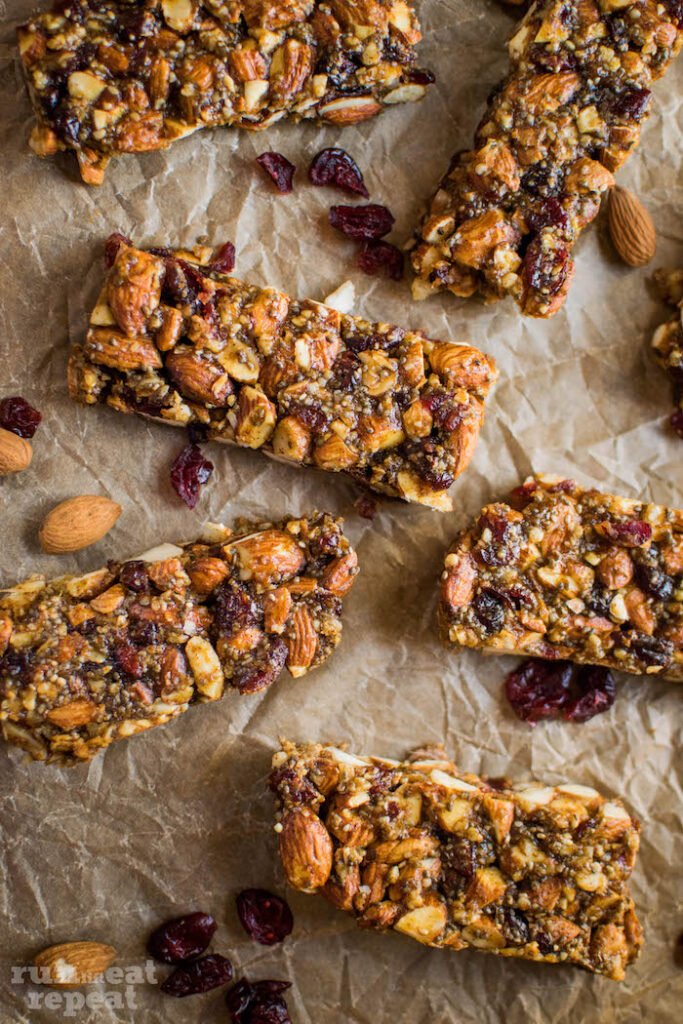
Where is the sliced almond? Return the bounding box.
[39,496,122,555]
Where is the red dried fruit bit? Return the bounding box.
[256,152,296,194]
[148,912,217,964]
[329,204,394,240]
[308,147,369,198]
[357,241,404,281]
[160,954,233,997]
[354,492,378,520]
[113,641,142,678]
[670,409,683,438]
[563,666,616,723]
[119,560,150,593]
[505,659,574,725]
[170,444,214,509]
[207,242,236,274]
[236,889,293,947]
[0,396,42,439]
[598,519,652,547]
[226,978,292,1023]
[104,231,133,267]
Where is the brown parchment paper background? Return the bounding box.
[1,1,682,1021]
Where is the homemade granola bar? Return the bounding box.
[18,0,431,184]
[0,512,357,764]
[68,236,498,510]
[270,741,642,980]
[411,0,683,317]
[439,475,683,678]
[651,267,683,427]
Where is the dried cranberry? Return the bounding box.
[329,204,394,241]
[503,907,530,945]
[148,912,217,964]
[472,588,506,634]
[232,637,288,693]
[476,511,515,566]
[586,584,612,618]
[528,44,576,73]
[226,979,292,1023]
[523,237,570,297]
[119,560,150,593]
[308,147,369,197]
[207,242,236,275]
[0,396,42,439]
[670,409,683,438]
[563,666,616,723]
[104,232,132,267]
[170,444,213,509]
[256,152,296,194]
[505,660,574,724]
[236,889,293,946]
[287,401,329,434]
[357,241,404,281]
[414,460,454,491]
[635,562,674,601]
[330,351,360,391]
[630,634,673,667]
[665,0,683,27]
[609,86,651,122]
[128,619,159,646]
[600,520,652,547]
[113,641,142,678]
[407,67,435,85]
[160,954,233,997]
[53,108,81,146]
[526,198,568,234]
[213,581,258,634]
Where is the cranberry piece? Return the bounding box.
[523,237,570,297]
[308,147,369,197]
[207,242,236,275]
[354,492,378,519]
[104,232,132,267]
[170,444,213,509]
[408,67,435,85]
[119,560,150,593]
[630,634,673,667]
[0,396,42,439]
[503,907,530,945]
[256,152,296,194]
[505,659,574,724]
[528,44,576,72]
[610,86,651,123]
[268,765,319,804]
[232,637,288,693]
[226,979,292,1023]
[331,351,361,391]
[586,584,613,618]
[473,588,506,634]
[665,0,683,27]
[113,641,142,678]
[414,460,454,491]
[160,954,233,997]
[526,198,568,234]
[329,204,395,241]
[635,562,674,601]
[670,409,683,438]
[563,666,615,723]
[288,401,329,434]
[128,619,159,646]
[357,241,404,281]
[213,582,258,634]
[53,108,81,146]
[148,911,217,964]
[600,520,652,547]
[236,889,293,946]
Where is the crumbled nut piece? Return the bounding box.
[271,741,642,979]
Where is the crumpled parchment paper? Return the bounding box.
[1,1,682,1021]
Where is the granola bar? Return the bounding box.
[18,0,431,185]
[270,741,642,980]
[651,267,683,426]
[0,512,357,764]
[439,475,683,678]
[67,236,498,510]
[411,0,683,317]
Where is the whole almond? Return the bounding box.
[279,807,333,892]
[0,427,32,475]
[607,186,656,267]
[34,941,116,989]
[39,496,122,554]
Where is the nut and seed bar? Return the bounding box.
[68,237,498,510]
[411,0,683,317]
[0,512,357,765]
[270,741,642,980]
[439,475,683,678]
[18,0,431,185]
[651,267,683,423]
